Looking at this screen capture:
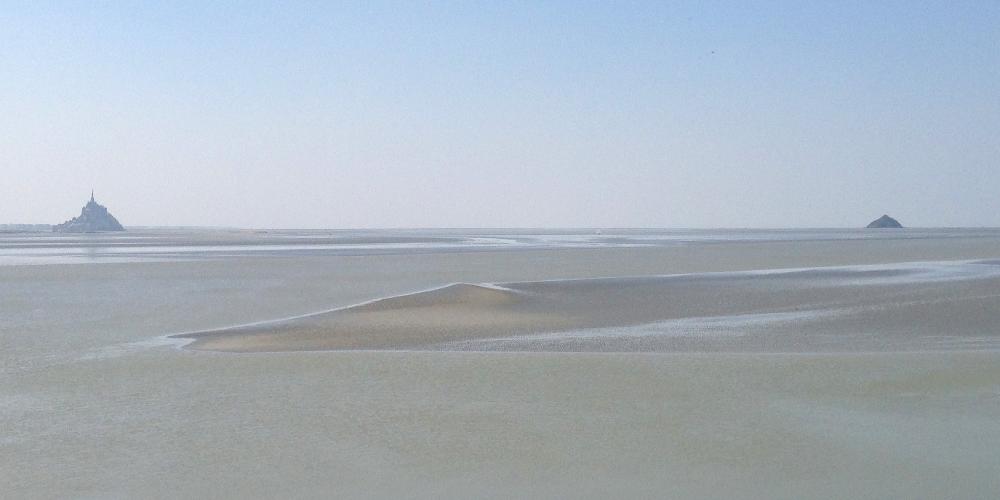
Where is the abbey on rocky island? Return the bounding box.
[53,191,125,233]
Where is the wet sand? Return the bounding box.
[5,349,999,498]
[4,229,1000,498]
[178,260,1000,353]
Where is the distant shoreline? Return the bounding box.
[5,224,1000,232]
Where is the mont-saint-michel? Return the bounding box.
[53,192,125,233]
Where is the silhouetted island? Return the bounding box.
[53,192,125,233]
[866,215,903,229]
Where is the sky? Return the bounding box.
[1,1,998,228]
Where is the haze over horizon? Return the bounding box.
[2,1,998,229]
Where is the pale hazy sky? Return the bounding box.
[2,1,998,228]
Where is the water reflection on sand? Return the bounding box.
[2,229,1000,498]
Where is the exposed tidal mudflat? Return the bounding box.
[178,259,1000,353]
[3,228,1000,498]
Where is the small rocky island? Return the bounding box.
[53,192,125,233]
[866,214,903,229]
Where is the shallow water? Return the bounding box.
[2,229,1000,498]
[5,227,1000,266]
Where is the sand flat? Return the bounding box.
[5,229,1000,498]
[177,260,1000,353]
